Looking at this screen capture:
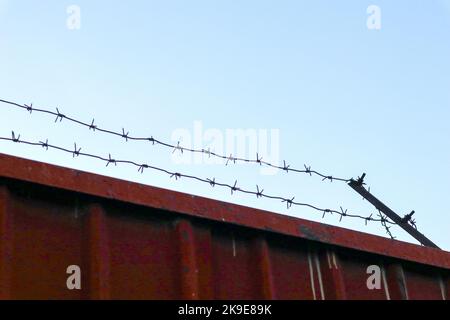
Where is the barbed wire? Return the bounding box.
[0,98,407,239]
[377,211,396,239]
[0,98,351,183]
[0,132,395,226]
[356,173,421,240]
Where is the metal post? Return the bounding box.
[348,174,439,249]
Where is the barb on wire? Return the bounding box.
[0,98,351,183]
[282,197,295,209]
[377,211,396,240]
[230,180,239,195]
[173,141,183,154]
[304,165,312,175]
[138,164,148,174]
[72,143,81,158]
[339,206,347,222]
[171,172,181,180]
[89,119,97,131]
[322,209,332,219]
[207,177,216,187]
[39,139,49,150]
[11,131,20,142]
[0,134,393,227]
[256,185,264,198]
[25,103,33,114]
[282,160,290,172]
[121,128,129,141]
[364,213,373,226]
[106,154,116,167]
[226,154,236,166]
[256,153,263,165]
[55,108,65,122]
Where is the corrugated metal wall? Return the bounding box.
[0,154,449,299]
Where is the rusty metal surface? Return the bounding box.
[0,153,449,300]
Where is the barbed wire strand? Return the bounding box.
[0,132,395,227]
[0,98,350,183]
[377,211,396,240]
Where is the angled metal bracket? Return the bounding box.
[348,174,439,249]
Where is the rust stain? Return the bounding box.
[298,225,330,243]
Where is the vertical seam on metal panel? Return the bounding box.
[332,252,338,269]
[314,252,325,300]
[399,266,409,300]
[329,250,347,300]
[87,204,110,300]
[0,185,12,299]
[258,238,275,300]
[438,276,446,300]
[176,220,199,300]
[381,264,391,300]
[307,250,317,300]
[326,250,332,269]
[231,232,236,258]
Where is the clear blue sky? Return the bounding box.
[1,0,449,250]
